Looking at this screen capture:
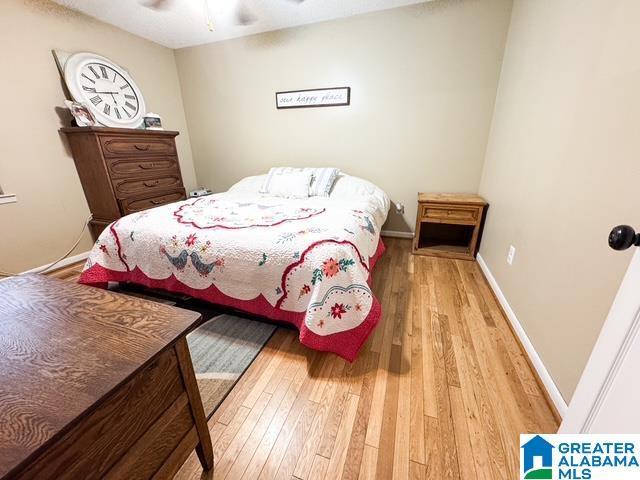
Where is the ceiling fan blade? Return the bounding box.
[235,1,258,26]
[140,0,174,11]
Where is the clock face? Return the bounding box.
[79,63,140,122]
[64,53,146,128]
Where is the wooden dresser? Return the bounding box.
[61,127,187,239]
[0,274,212,479]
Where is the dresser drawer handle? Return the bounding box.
[134,144,150,151]
[144,180,160,187]
[139,163,158,170]
[150,199,164,205]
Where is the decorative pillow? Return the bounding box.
[261,167,340,197]
[265,170,313,199]
[309,167,340,197]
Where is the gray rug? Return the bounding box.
[187,314,277,417]
[113,284,277,418]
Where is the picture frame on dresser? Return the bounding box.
[61,127,186,240]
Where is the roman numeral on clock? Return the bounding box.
[124,101,137,112]
[103,104,111,115]
[100,65,108,78]
[120,84,130,91]
[124,94,136,100]
[115,108,121,120]
[81,74,95,84]
[82,86,96,93]
[88,66,100,79]
[90,95,102,106]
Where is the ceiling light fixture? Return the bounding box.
[204,0,214,31]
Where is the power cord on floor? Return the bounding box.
[0,214,93,278]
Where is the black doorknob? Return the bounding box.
[609,225,640,251]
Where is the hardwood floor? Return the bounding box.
[59,237,558,479]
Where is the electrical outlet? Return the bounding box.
[507,245,516,265]
[395,202,404,215]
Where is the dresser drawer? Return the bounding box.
[112,174,183,198]
[100,136,176,158]
[420,204,479,224]
[106,157,180,178]
[121,190,186,215]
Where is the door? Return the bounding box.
[560,226,640,433]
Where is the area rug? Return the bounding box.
[187,313,277,417]
[114,284,278,418]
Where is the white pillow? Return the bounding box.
[330,173,390,217]
[261,167,340,197]
[309,167,340,197]
[227,175,266,193]
[266,170,313,199]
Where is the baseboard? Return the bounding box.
[476,253,568,420]
[21,251,90,275]
[381,229,414,239]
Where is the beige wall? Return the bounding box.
[0,0,197,273]
[479,0,640,402]
[175,0,512,232]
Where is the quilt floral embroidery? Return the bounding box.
[330,303,350,319]
[311,257,356,285]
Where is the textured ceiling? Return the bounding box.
[52,0,431,49]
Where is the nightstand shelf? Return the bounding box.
[413,193,488,260]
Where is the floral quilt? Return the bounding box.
[79,190,387,361]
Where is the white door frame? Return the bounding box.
[560,249,640,433]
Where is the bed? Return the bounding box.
[80,172,390,361]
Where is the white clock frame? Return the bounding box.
[63,52,146,129]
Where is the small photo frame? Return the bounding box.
[144,112,163,130]
[65,100,96,127]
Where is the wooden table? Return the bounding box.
[413,192,488,260]
[0,274,213,479]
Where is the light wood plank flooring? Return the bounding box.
[59,237,558,479]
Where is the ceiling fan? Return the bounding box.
[141,0,305,29]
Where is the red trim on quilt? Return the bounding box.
[369,237,386,274]
[173,197,326,230]
[110,222,130,272]
[80,238,386,362]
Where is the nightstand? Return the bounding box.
[413,193,488,260]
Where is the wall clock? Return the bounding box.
[63,52,146,129]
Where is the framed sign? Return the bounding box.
[276,87,351,109]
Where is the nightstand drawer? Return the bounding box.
[420,205,479,224]
[100,136,176,158]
